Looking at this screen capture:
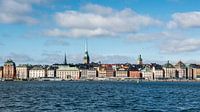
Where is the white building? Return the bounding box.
[115,68,128,77]
[80,69,97,79]
[175,61,187,79]
[163,61,176,79]
[152,64,164,80]
[56,65,80,80]
[47,66,56,78]
[141,65,153,80]
[29,65,46,79]
[16,64,30,79]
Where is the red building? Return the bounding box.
[129,70,142,79]
[3,59,16,79]
[98,64,114,78]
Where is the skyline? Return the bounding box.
[1,0,200,65]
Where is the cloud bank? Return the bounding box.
[45,4,161,38]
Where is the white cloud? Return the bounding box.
[160,38,200,53]
[45,28,116,38]
[44,39,69,46]
[0,0,43,24]
[127,32,168,42]
[82,3,114,16]
[167,11,200,29]
[46,4,161,38]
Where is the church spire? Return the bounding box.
[137,54,143,65]
[64,52,67,65]
[85,39,88,52]
[83,39,90,64]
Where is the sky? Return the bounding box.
[0,0,200,65]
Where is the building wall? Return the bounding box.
[56,70,80,80]
[176,69,187,79]
[16,67,29,79]
[115,70,128,77]
[87,70,96,79]
[153,70,164,79]
[106,69,114,77]
[29,70,46,79]
[3,65,16,79]
[81,69,97,79]
[47,70,55,77]
[129,71,142,79]
[0,67,3,79]
[188,68,194,79]
[163,68,176,79]
[142,71,153,80]
[80,69,86,79]
[98,70,106,78]
[193,68,200,79]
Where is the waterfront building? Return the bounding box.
[98,64,114,78]
[16,64,31,79]
[152,64,164,80]
[29,65,46,79]
[80,68,97,79]
[137,54,143,65]
[141,65,153,80]
[0,66,3,79]
[163,61,176,79]
[83,40,90,64]
[115,68,128,77]
[187,64,199,79]
[3,59,16,79]
[188,64,200,80]
[129,67,142,79]
[56,65,80,80]
[175,61,187,79]
[47,66,57,77]
[193,67,200,80]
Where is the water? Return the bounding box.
[0,81,200,112]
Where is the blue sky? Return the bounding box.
[0,0,200,65]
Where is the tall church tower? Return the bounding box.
[137,54,143,65]
[64,52,67,65]
[83,40,90,64]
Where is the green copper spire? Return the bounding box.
[83,40,90,64]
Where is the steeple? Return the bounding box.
[85,39,88,52]
[83,39,90,64]
[64,52,67,65]
[137,54,143,65]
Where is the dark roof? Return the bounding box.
[175,61,186,69]
[4,59,15,66]
[189,64,200,68]
[163,61,174,68]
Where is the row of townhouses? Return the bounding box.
[1,58,200,81]
[1,42,200,81]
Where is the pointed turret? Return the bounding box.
[64,52,67,65]
[83,40,90,64]
[137,54,143,65]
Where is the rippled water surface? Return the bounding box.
[0,81,200,112]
